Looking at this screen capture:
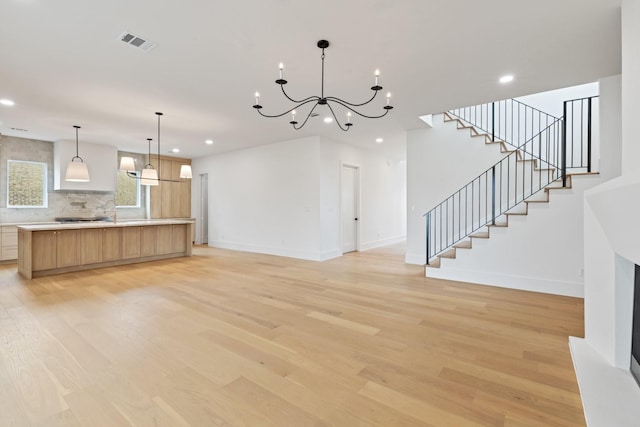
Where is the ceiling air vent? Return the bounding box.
[118,31,157,52]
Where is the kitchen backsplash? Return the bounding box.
[0,134,147,223]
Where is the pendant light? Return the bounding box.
[119,112,192,183]
[179,164,192,179]
[140,138,158,186]
[65,125,90,182]
[119,156,135,172]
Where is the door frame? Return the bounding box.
[340,162,361,254]
[200,173,208,245]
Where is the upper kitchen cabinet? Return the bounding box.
[53,140,117,191]
[149,155,192,219]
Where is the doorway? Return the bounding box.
[200,173,208,244]
[341,164,359,253]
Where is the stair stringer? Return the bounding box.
[442,111,514,154]
[426,173,602,297]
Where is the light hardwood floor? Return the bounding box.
[0,244,585,426]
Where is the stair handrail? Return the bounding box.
[424,96,598,265]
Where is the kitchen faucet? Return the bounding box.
[103,200,117,223]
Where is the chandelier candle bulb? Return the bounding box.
[387,92,391,105]
[347,111,351,123]
[279,62,284,79]
[375,69,380,86]
[255,92,259,105]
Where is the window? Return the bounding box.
[115,170,140,207]
[7,160,47,208]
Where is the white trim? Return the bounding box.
[340,161,361,253]
[569,337,640,427]
[360,235,406,251]
[209,240,341,262]
[405,252,426,265]
[426,265,584,297]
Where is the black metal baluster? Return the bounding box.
[587,97,593,172]
[492,102,495,142]
[562,102,567,187]
[426,213,430,265]
[491,166,496,225]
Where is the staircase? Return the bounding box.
[424,96,598,270]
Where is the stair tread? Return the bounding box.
[470,231,490,238]
[439,248,456,259]
[426,258,441,268]
[453,241,472,249]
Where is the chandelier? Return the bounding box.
[252,40,393,131]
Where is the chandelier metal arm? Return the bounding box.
[325,90,379,108]
[256,98,318,119]
[325,102,351,132]
[292,101,321,130]
[280,84,320,104]
[329,98,392,119]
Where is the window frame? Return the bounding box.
[6,159,48,208]
[115,170,141,208]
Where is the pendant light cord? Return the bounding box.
[72,125,82,162]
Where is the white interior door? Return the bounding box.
[341,164,359,253]
[200,173,208,244]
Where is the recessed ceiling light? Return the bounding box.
[171,148,180,153]
[324,117,333,124]
[375,138,383,143]
[499,74,514,84]
[205,139,214,145]
[0,99,15,106]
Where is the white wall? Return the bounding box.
[571,4,640,423]
[320,138,406,255]
[192,136,323,260]
[406,114,507,264]
[191,135,406,261]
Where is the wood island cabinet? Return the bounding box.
[122,227,141,259]
[141,226,156,257]
[80,228,103,265]
[31,231,57,271]
[17,221,193,279]
[102,228,122,262]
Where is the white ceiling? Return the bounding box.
[0,0,621,161]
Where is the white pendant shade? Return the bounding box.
[119,156,136,172]
[65,125,90,182]
[179,164,193,179]
[140,167,158,186]
[65,160,90,182]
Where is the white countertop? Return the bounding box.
[18,219,194,231]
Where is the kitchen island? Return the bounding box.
[17,219,193,279]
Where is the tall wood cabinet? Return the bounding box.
[150,155,191,219]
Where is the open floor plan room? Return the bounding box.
[0,244,585,426]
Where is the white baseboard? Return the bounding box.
[360,235,406,251]
[405,252,426,265]
[427,266,584,297]
[209,240,339,262]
